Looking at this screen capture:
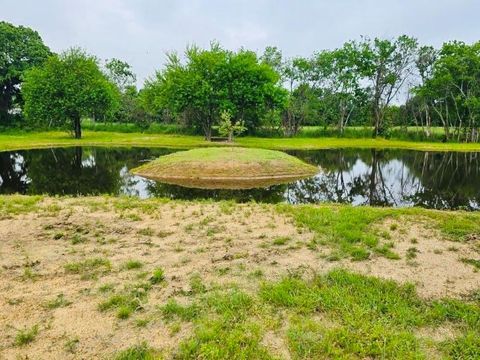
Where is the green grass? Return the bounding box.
[149,268,165,285]
[64,257,111,280]
[112,342,162,360]
[44,293,72,309]
[260,269,480,359]
[122,260,144,270]
[131,147,318,180]
[279,204,480,261]
[15,325,39,346]
[0,195,43,218]
[2,130,480,153]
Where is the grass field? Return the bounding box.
[1,195,479,358]
[2,130,480,152]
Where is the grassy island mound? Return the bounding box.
[131,147,318,189]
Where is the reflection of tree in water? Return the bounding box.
[402,151,480,210]
[0,152,29,194]
[286,149,480,210]
[0,147,479,210]
[0,147,177,196]
[146,181,287,203]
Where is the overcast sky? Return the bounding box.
[2,0,480,86]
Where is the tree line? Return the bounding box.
[1,21,480,141]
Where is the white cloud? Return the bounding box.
[2,0,479,86]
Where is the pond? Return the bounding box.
[0,146,479,210]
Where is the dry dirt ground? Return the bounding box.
[0,197,478,359]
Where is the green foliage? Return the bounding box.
[218,110,246,141]
[142,43,286,140]
[0,21,51,125]
[415,40,480,142]
[22,48,120,138]
[64,257,111,279]
[15,325,39,346]
[113,342,162,360]
[261,270,480,359]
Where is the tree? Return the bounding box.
[0,21,51,124]
[361,36,418,137]
[218,110,246,142]
[104,58,136,93]
[22,48,119,138]
[416,41,480,142]
[145,43,285,140]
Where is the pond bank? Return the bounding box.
[2,130,480,152]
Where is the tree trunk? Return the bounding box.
[73,115,82,139]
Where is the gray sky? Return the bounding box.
[2,0,479,86]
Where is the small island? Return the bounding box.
[131,147,318,189]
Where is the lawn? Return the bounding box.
[2,130,480,152]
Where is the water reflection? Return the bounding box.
[0,147,479,210]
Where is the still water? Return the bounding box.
[0,146,479,210]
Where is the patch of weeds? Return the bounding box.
[441,332,480,359]
[7,298,23,305]
[53,232,64,240]
[98,283,115,293]
[183,224,194,232]
[249,269,264,278]
[169,322,182,335]
[15,325,38,346]
[375,242,400,260]
[178,320,274,360]
[279,205,395,261]
[261,269,480,359]
[122,260,144,271]
[21,267,38,281]
[176,289,272,359]
[219,201,234,215]
[189,273,207,295]
[64,257,111,280]
[44,293,72,309]
[0,195,42,218]
[98,282,151,319]
[461,258,480,270]
[406,247,419,260]
[150,268,165,285]
[272,236,291,246]
[432,212,480,241]
[389,223,398,231]
[122,212,142,221]
[138,227,154,236]
[64,336,80,354]
[447,246,459,252]
[216,267,230,276]
[71,234,87,245]
[135,318,151,328]
[117,306,133,319]
[157,230,173,238]
[113,342,161,360]
[160,299,201,322]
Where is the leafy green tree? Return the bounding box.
[360,36,418,137]
[0,21,51,124]
[22,48,119,138]
[104,58,136,93]
[415,41,480,142]
[144,43,285,140]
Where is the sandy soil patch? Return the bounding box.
[0,198,478,358]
